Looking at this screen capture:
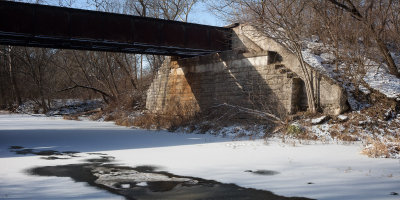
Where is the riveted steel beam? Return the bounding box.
[0,1,232,56]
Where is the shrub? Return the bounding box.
[362,141,390,158]
[287,123,304,136]
[362,137,400,158]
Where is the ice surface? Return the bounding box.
[0,114,399,200]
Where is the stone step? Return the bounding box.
[278,68,290,74]
[287,72,298,78]
[274,64,285,69]
[273,64,299,78]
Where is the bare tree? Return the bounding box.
[6,46,22,106]
[326,0,399,78]
[7,47,59,112]
[0,46,10,108]
[0,0,201,112]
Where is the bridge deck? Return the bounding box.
[0,1,232,56]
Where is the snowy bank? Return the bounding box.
[302,42,400,101]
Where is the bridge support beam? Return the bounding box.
[0,1,231,56]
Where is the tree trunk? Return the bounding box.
[40,94,48,113]
[7,46,22,105]
[140,55,143,86]
[372,29,400,77]
[116,55,137,90]
[0,54,6,108]
[326,0,400,77]
[295,47,318,113]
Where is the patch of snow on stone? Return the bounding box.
[320,52,336,63]
[338,115,348,122]
[302,49,335,78]
[343,83,370,111]
[311,116,328,125]
[136,182,148,187]
[358,85,371,95]
[363,64,400,100]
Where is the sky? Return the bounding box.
[15,0,225,27]
[187,2,224,26]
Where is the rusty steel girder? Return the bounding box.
[0,1,232,56]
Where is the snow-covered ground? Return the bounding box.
[302,41,400,102]
[0,114,399,200]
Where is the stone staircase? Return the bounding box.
[274,64,299,79]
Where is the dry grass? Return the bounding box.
[60,107,103,121]
[362,142,390,158]
[132,101,197,130]
[0,110,10,114]
[104,114,116,121]
[94,91,147,126]
[286,96,399,158]
[89,111,104,121]
[281,122,318,141]
[329,130,359,142]
[115,117,135,127]
[103,110,138,127]
[63,115,80,121]
[132,112,194,130]
[361,137,400,158]
[131,102,279,136]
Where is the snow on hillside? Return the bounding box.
[364,63,400,100]
[0,114,399,200]
[302,41,400,102]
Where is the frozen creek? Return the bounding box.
[0,114,399,200]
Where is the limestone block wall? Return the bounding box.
[146,24,348,117]
[146,51,304,117]
[146,59,200,116]
[231,25,348,115]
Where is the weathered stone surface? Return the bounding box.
[231,24,348,115]
[146,54,297,117]
[146,24,348,117]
